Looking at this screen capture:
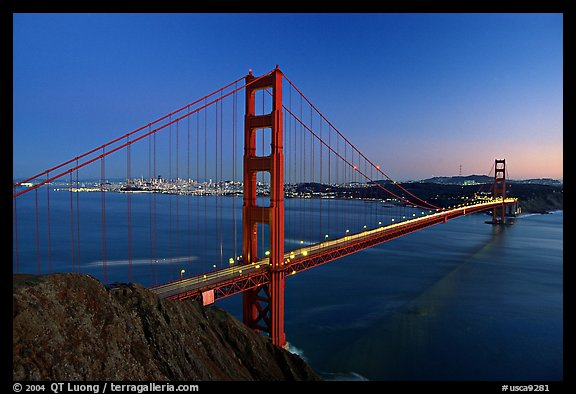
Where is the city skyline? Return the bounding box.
[13,13,563,181]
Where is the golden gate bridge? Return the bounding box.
[13,66,518,347]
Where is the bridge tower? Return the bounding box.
[492,159,507,224]
[242,66,286,347]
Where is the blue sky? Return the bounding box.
[13,13,563,181]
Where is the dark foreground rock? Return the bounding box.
[13,273,321,381]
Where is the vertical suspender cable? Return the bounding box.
[153,131,158,285]
[319,117,322,241]
[13,193,19,273]
[35,188,40,273]
[352,150,357,235]
[101,148,107,283]
[69,172,75,272]
[76,161,81,271]
[220,94,224,266]
[344,142,347,233]
[298,95,306,246]
[364,157,368,229]
[217,95,222,266]
[327,125,331,235]
[187,107,191,273]
[284,103,289,249]
[308,104,312,241]
[284,86,296,250]
[290,84,296,248]
[175,120,180,271]
[204,99,208,273]
[214,97,221,266]
[370,164,373,227]
[337,134,340,233]
[197,111,200,273]
[290,86,299,246]
[149,126,153,286]
[284,95,291,251]
[127,137,132,281]
[168,116,173,279]
[46,172,52,273]
[233,83,237,262]
[302,97,306,244]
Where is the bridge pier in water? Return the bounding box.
[242,67,287,347]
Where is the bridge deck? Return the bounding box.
[151,198,516,302]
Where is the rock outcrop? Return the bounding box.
[13,273,321,381]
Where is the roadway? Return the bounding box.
[150,198,516,302]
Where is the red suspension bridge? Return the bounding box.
[13,66,518,348]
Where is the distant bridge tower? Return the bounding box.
[492,159,507,224]
[242,66,286,347]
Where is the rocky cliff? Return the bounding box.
[12,273,321,381]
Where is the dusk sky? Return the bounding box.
[13,13,563,181]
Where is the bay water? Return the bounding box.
[13,191,563,380]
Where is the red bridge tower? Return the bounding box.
[491,159,508,224]
[242,67,286,347]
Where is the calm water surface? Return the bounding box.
[13,192,563,380]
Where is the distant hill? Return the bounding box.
[509,178,562,186]
[418,175,492,185]
[418,175,562,186]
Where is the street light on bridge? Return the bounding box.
[180,269,185,280]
